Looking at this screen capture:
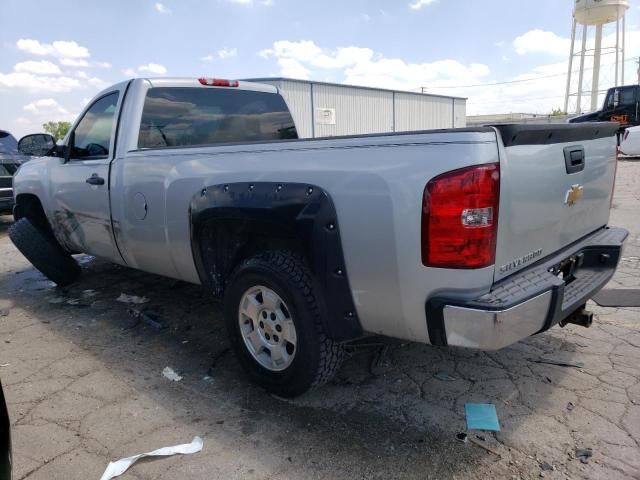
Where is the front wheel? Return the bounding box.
[223,251,344,397]
[9,217,80,286]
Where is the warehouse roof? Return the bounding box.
[244,77,467,101]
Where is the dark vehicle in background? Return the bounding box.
[0,130,56,215]
[569,84,640,130]
[0,381,10,480]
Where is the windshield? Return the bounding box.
[0,131,18,154]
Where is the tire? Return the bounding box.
[9,217,80,286]
[223,251,344,397]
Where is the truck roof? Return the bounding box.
[140,77,278,94]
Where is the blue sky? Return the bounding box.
[1,0,639,137]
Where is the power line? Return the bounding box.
[422,57,637,90]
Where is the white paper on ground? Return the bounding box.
[99,436,203,480]
[162,366,183,382]
[116,293,149,304]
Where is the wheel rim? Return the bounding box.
[238,285,297,372]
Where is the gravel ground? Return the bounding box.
[0,161,638,480]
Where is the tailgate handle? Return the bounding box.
[564,146,585,174]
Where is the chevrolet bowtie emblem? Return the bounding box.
[565,184,584,206]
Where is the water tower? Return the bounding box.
[564,0,629,114]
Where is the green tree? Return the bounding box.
[550,107,565,116]
[42,121,71,141]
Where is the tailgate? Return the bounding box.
[493,123,619,282]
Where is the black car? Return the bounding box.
[0,381,10,480]
[0,130,56,215]
[569,84,640,130]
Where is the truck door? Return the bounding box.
[48,90,124,261]
[606,86,637,127]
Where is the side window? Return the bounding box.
[619,88,636,107]
[71,92,119,159]
[138,87,298,149]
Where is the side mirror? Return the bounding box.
[17,133,56,157]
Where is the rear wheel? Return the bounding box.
[223,251,343,397]
[9,217,80,286]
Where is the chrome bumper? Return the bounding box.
[443,291,552,350]
[426,227,628,350]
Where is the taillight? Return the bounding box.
[198,78,239,87]
[422,163,500,269]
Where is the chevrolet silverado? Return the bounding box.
[9,78,627,396]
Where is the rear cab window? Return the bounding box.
[137,87,298,149]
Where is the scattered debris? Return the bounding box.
[530,357,584,369]
[542,376,552,384]
[434,372,457,382]
[82,289,98,298]
[465,403,501,431]
[66,298,90,307]
[567,401,576,411]
[370,345,390,376]
[0,363,9,368]
[475,434,486,442]
[455,432,468,443]
[99,436,203,480]
[202,376,214,383]
[127,309,165,330]
[47,296,67,305]
[539,460,554,471]
[0,309,8,317]
[469,437,501,457]
[575,448,593,464]
[116,293,149,305]
[162,367,183,382]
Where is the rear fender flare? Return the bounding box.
[189,182,362,341]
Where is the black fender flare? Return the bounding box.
[189,182,362,341]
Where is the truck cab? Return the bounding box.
[569,84,640,128]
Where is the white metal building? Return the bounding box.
[246,78,467,138]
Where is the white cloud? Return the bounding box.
[278,58,311,80]
[260,40,488,88]
[60,58,90,67]
[513,30,571,56]
[123,68,137,77]
[23,98,69,115]
[14,60,61,75]
[94,61,112,69]
[262,0,273,5]
[217,47,238,59]
[200,48,238,62]
[16,39,90,59]
[155,2,171,14]
[0,72,81,92]
[228,0,252,4]
[137,63,167,75]
[409,0,437,10]
[260,41,374,70]
[360,13,371,22]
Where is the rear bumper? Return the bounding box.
[426,227,628,350]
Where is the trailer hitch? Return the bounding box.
[560,306,593,328]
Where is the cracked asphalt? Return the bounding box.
[0,161,639,480]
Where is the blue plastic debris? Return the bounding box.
[465,403,500,431]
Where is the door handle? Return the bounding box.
[563,146,585,174]
[86,174,105,186]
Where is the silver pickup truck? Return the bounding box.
[9,78,628,396]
